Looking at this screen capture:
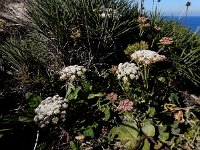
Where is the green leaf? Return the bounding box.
[158,132,169,141]
[66,83,75,98]
[168,93,180,105]
[142,139,150,150]
[142,123,155,137]
[158,77,166,83]
[25,92,42,109]
[23,93,42,117]
[65,82,82,100]
[68,87,81,100]
[100,105,110,121]
[124,140,138,149]
[158,124,167,133]
[184,130,194,138]
[18,116,33,123]
[148,107,156,117]
[87,92,104,99]
[70,141,78,150]
[171,121,179,129]
[185,111,191,119]
[108,121,139,142]
[83,127,94,138]
[82,79,92,92]
[171,128,181,134]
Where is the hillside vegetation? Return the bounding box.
[0,0,200,150]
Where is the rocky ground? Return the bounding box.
[0,0,27,38]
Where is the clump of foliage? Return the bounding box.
[27,0,139,66]
[27,55,199,150]
[124,40,149,56]
[0,0,200,150]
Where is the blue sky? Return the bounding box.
[144,0,200,16]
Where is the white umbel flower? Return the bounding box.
[34,95,68,128]
[100,12,106,18]
[97,6,122,19]
[131,50,166,65]
[116,62,139,83]
[60,65,87,81]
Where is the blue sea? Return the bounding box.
[165,16,200,34]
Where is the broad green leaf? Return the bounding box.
[168,93,180,105]
[149,107,156,117]
[67,86,81,100]
[171,121,179,129]
[25,92,42,109]
[124,140,137,149]
[23,93,42,117]
[171,128,181,134]
[66,82,75,98]
[142,139,150,150]
[184,130,195,138]
[87,92,104,99]
[65,82,82,100]
[108,121,139,142]
[158,124,167,133]
[120,123,139,140]
[70,141,78,150]
[158,132,169,141]
[83,127,94,138]
[80,78,92,92]
[185,111,191,119]
[101,105,110,121]
[142,123,155,137]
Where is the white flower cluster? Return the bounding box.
[131,50,166,65]
[60,65,87,81]
[94,6,122,19]
[34,95,68,128]
[116,62,139,83]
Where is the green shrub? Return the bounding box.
[0,1,200,150]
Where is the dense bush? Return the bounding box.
[0,0,200,150]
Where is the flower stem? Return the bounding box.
[143,65,149,90]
